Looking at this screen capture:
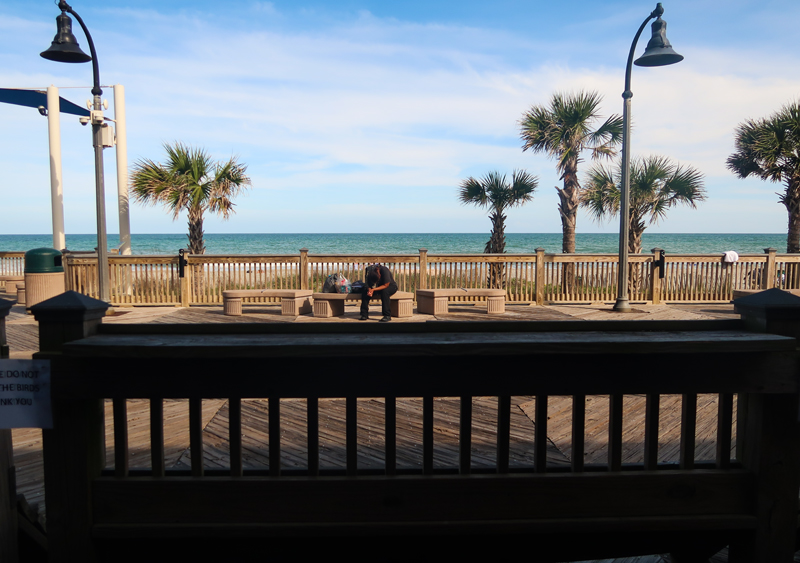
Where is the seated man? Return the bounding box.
[361,264,398,322]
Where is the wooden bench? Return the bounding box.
[416,288,506,315]
[312,291,414,318]
[0,275,23,293]
[222,289,313,316]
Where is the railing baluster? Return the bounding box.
[150,398,164,477]
[644,394,660,470]
[229,398,242,477]
[571,394,585,472]
[608,394,623,471]
[113,399,128,477]
[307,397,319,476]
[535,394,549,473]
[423,396,434,475]
[346,396,357,476]
[497,395,510,474]
[269,396,281,477]
[189,398,204,477]
[680,393,697,470]
[716,393,734,469]
[385,396,396,476]
[459,396,472,475]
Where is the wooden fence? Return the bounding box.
[31,295,800,561]
[4,247,798,306]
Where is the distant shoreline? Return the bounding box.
[0,232,789,255]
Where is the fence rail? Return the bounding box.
[3,247,794,306]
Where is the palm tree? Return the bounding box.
[582,156,705,293]
[459,170,538,288]
[131,143,251,254]
[727,102,800,253]
[583,156,705,253]
[519,91,623,254]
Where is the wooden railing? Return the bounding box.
[32,296,800,561]
[0,252,24,277]
[52,246,800,306]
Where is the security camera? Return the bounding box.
[79,116,90,126]
[37,106,48,117]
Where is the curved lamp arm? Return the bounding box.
[57,0,102,97]
[623,4,662,98]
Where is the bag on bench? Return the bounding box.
[323,273,351,294]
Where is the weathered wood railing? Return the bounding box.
[43,246,800,306]
[32,292,800,561]
[0,252,24,283]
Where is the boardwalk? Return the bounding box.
[3,295,775,562]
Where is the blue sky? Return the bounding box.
[1,0,799,241]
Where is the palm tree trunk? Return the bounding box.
[188,208,206,255]
[787,196,800,253]
[187,208,206,300]
[556,171,580,293]
[628,221,645,297]
[486,211,506,289]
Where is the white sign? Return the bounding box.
[0,360,52,429]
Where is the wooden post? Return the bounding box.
[0,428,17,563]
[650,248,663,305]
[535,248,545,305]
[0,297,11,359]
[0,301,17,563]
[300,248,309,290]
[31,291,109,562]
[762,247,777,290]
[730,290,800,560]
[418,248,428,291]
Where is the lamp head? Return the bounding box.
[634,16,683,67]
[40,11,91,63]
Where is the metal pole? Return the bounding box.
[613,11,655,313]
[46,85,66,251]
[65,3,110,303]
[114,84,131,255]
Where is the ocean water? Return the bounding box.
[0,233,789,255]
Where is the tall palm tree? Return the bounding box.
[131,143,251,254]
[727,102,800,253]
[519,91,623,254]
[459,170,538,288]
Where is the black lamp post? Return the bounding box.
[613,3,683,312]
[41,1,111,303]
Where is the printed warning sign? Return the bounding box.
[0,360,52,428]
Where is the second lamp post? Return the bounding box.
[614,3,683,312]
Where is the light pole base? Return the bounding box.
[613,298,632,312]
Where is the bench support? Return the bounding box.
[418,294,448,315]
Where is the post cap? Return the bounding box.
[30,290,110,323]
[0,297,13,319]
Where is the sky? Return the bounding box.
[1,0,799,242]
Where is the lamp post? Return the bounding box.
[40,1,111,303]
[613,3,683,312]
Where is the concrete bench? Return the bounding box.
[416,288,506,315]
[222,289,313,316]
[312,291,414,318]
[0,275,23,293]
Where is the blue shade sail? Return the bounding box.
[0,88,90,116]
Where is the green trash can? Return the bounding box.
[24,248,66,309]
